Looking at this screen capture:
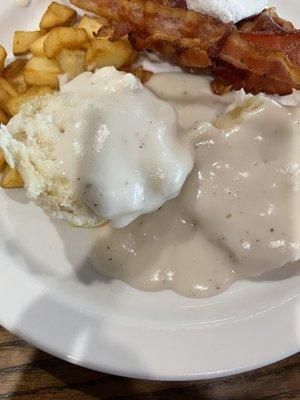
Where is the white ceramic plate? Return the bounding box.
[0,0,299,381]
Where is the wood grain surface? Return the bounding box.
[0,325,299,400]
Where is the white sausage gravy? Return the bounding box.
[91,73,300,297]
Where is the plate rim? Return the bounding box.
[0,0,299,381]
[0,262,298,380]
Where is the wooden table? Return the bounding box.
[0,326,299,400]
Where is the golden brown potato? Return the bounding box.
[2,59,28,94]
[3,59,27,80]
[44,27,88,59]
[57,48,86,79]
[13,31,44,55]
[0,46,7,72]
[85,38,136,71]
[0,77,18,98]
[0,151,6,173]
[24,57,61,89]
[6,86,54,116]
[0,109,9,125]
[0,85,10,113]
[77,14,108,40]
[6,86,53,116]
[29,32,50,57]
[40,2,77,31]
[1,165,24,189]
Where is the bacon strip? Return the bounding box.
[71,0,229,48]
[211,62,296,95]
[219,31,300,87]
[237,8,294,32]
[215,9,300,93]
[70,0,300,95]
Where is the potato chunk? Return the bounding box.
[1,165,24,189]
[6,86,53,116]
[40,2,77,30]
[0,77,18,98]
[0,109,9,125]
[0,151,6,173]
[77,14,108,39]
[44,27,88,59]
[3,59,28,94]
[0,86,10,114]
[24,57,61,88]
[29,32,50,57]
[85,38,136,70]
[0,46,7,71]
[57,48,86,79]
[13,31,43,55]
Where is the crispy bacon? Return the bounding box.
[151,0,187,8]
[214,8,300,94]
[237,8,294,33]
[70,0,300,95]
[71,0,229,48]
[219,31,300,88]
[211,62,296,95]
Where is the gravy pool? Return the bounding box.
[91,73,300,297]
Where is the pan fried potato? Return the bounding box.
[0,151,6,173]
[58,49,86,79]
[0,109,9,125]
[0,77,18,98]
[13,31,43,55]
[24,57,61,88]
[77,14,108,40]
[3,59,27,80]
[85,38,136,71]
[40,2,77,31]
[0,85,11,112]
[2,59,28,94]
[6,86,54,116]
[1,165,24,189]
[44,27,88,59]
[0,78,18,114]
[29,32,50,57]
[0,46,7,72]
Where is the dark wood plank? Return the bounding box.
[0,326,299,400]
